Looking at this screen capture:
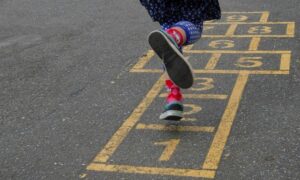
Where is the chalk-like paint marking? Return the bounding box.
[205,53,222,70]
[92,75,165,163]
[87,163,216,178]
[202,72,249,170]
[136,123,215,133]
[249,37,261,50]
[260,12,270,22]
[280,53,291,71]
[159,93,228,100]
[154,139,180,161]
[130,69,289,75]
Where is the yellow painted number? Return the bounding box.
[235,57,263,68]
[154,139,180,161]
[226,15,248,22]
[248,26,272,34]
[209,40,235,49]
[183,104,202,115]
[190,78,214,91]
[182,104,202,121]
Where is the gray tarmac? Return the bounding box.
[0,0,299,179]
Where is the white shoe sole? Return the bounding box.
[159,110,183,121]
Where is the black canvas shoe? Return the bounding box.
[148,30,194,89]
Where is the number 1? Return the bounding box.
[154,139,180,161]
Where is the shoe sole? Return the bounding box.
[148,30,194,89]
[159,110,183,121]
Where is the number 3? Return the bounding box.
[190,78,214,91]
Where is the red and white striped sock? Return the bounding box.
[165,79,183,103]
[166,28,185,46]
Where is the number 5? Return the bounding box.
[235,57,263,68]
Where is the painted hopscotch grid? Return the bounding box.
[130,11,294,75]
[85,11,295,178]
[87,73,248,178]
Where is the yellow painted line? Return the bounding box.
[159,93,228,100]
[202,35,294,38]
[205,21,294,25]
[205,53,222,70]
[222,12,266,14]
[286,22,295,36]
[186,50,291,54]
[182,118,197,122]
[225,23,238,36]
[129,45,195,72]
[87,163,216,178]
[260,11,270,22]
[79,173,87,178]
[193,70,290,75]
[248,37,261,51]
[136,123,215,133]
[129,43,194,73]
[130,69,289,75]
[130,50,155,72]
[202,72,249,170]
[130,69,163,73]
[183,44,194,51]
[154,139,180,161]
[92,75,165,163]
[280,53,291,71]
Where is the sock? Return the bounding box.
[165,79,183,103]
[171,21,203,45]
[166,28,185,46]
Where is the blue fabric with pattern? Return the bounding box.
[162,21,203,45]
[140,0,221,26]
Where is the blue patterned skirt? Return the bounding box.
[139,0,221,26]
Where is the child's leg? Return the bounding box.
[159,74,184,121]
[163,21,203,47]
[159,21,203,120]
[148,22,201,89]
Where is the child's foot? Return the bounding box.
[148,30,194,89]
[160,80,184,121]
[159,101,183,121]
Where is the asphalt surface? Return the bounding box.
[0,0,300,179]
